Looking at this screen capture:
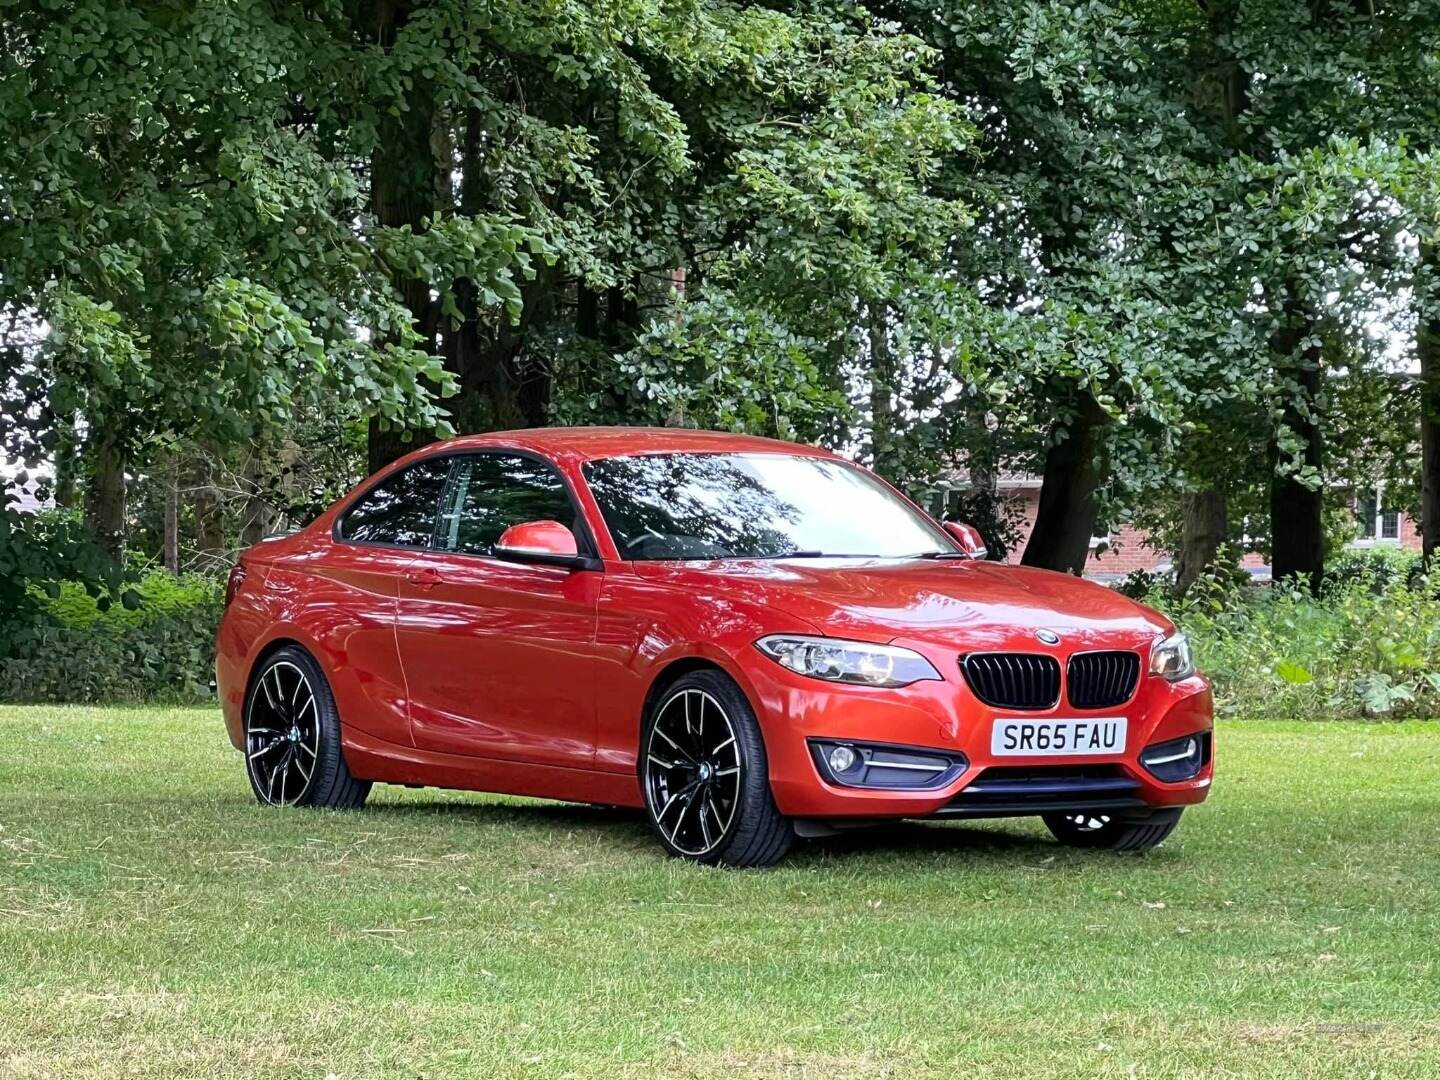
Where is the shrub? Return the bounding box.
[0,504,126,657]
[1322,546,1425,593]
[1146,562,1440,720]
[0,570,222,703]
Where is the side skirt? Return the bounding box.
[343,727,645,808]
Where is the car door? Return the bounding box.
[317,454,453,746]
[395,451,603,769]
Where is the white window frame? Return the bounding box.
[1350,483,1401,548]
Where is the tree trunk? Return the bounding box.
[440,106,561,437]
[868,303,896,478]
[1268,292,1325,594]
[163,471,179,573]
[1022,394,1108,575]
[956,397,1007,560]
[237,452,273,550]
[1173,489,1227,596]
[53,414,81,509]
[192,463,226,568]
[84,436,126,559]
[365,0,440,473]
[1420,245,1440,568]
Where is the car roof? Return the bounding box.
[428,426,839,463]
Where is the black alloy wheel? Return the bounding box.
[1042,807,1183,853]
[641,670,793,867]
[243,646,371,810]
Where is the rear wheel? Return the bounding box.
[641,670,793,868]
[244,646,370,810]
[1043,807,1182,853]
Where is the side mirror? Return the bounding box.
[494,520,599,572]
[943,521,989,560]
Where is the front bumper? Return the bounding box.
[739,648,1214,822]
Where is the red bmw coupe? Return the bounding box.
[216,427,1213,867]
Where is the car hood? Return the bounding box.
[633,557,1172,651]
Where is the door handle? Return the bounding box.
[405,566,444,590]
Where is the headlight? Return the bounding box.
[755,635,942,688]
[1150,631,1195,681]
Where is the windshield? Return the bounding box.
[582,452,956,561]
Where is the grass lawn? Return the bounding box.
[2,707,1439,1078]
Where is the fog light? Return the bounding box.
[827,745,859,773]
[1139,731,1209,782]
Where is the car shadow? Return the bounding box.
[366,795,1058,863]
[798,821,1054,861]
[368,797,651,835]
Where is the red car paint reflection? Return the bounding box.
[217,427,1212,867]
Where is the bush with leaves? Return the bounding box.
[0,503,128,658]
[1147,560,1440,721]
[0,570,221,704]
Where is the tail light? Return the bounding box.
[225,564,248,608]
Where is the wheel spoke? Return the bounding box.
[696,792,714,849]
[667,787,701,846]
[653,727,695,763]
[655,790,682,822]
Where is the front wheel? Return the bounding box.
[640,670,794,868]
[243,645,371,810]
[1043,807,1183,853]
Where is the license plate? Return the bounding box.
[991,717,1127,757]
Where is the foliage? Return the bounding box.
[0,1,471,472]
[0,501,126,657]
[1151,555,1440,721]
[0,568,220,703]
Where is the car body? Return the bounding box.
[217,427,1213,866]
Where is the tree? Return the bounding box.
[0,1,533,551]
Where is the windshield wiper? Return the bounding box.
[724,550,869,560]
[910,550,972,560]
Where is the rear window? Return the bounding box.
[337,457,451,547]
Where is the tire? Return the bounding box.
[1043,807,1183,853]
[243,645,371,810]
[640,670,794,868]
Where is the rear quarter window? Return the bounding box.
[337,457,451,547]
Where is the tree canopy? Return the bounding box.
[3,0,1440,593]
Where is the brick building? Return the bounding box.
[930,475,1422,581]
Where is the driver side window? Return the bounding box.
[438,453,580,556]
